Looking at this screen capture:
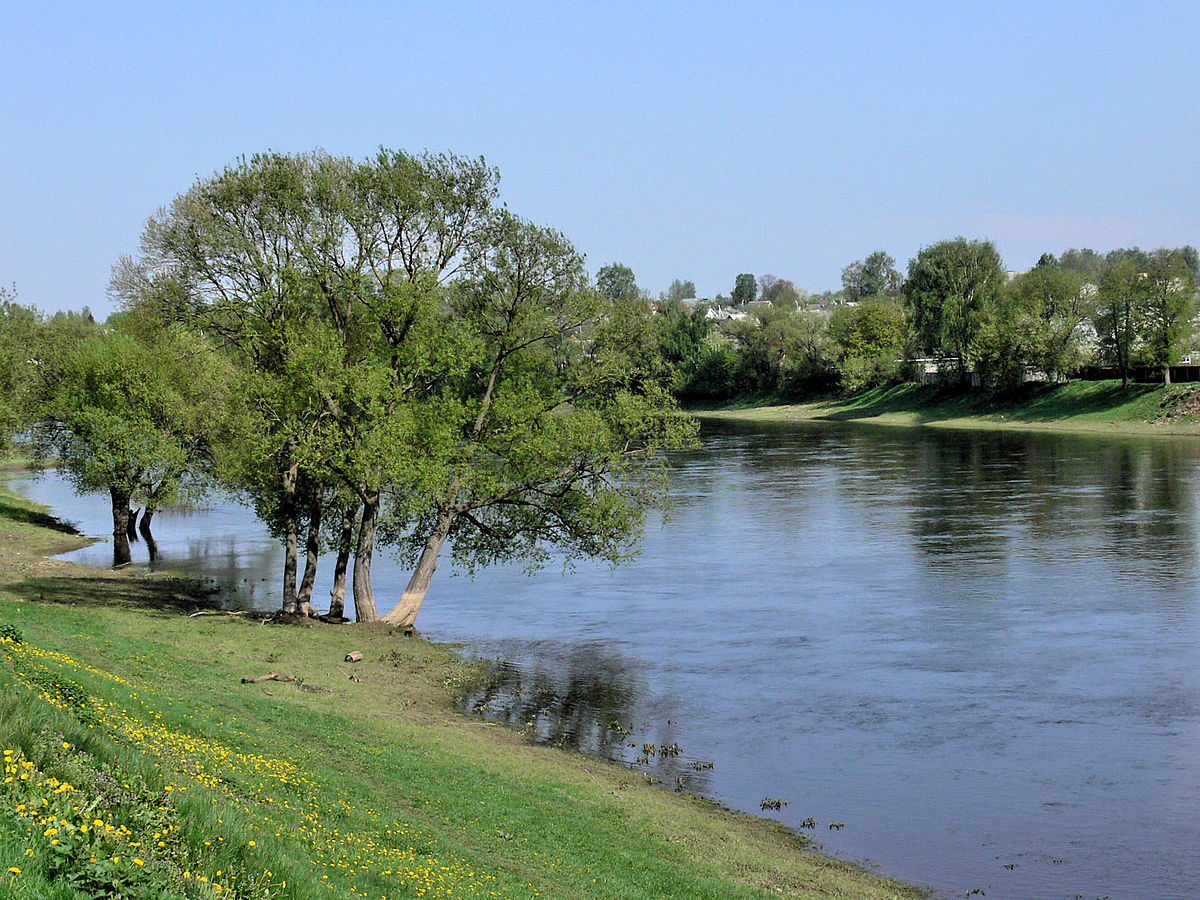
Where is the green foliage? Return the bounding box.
[722,306,836,397]
[33,326,223,511]
[653,299,714,394]
[903,237,1005,378]
[1139,248,1197,379]
[665,278,696,303]
[974,265,1093,389]
[0,289,42,451]
[596,262,640,302]
[841,251,902,302]
[731,273,757,307]
[828,299,909,392]
[385,212,697,582]
[1094,251,1148,385]
[0,623,21,643]
[759,275,804,309]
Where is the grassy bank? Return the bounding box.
[0,485,923,900]
[692,380,1200,437]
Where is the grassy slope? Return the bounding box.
[0,486,923,900]
[692,380,1200,436]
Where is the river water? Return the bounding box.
[12,420,1200,900]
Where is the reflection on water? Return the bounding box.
[10,420,1200,900]
[459,642,714,794]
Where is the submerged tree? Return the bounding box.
[34,327,223,566]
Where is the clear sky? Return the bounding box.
[3,1,1199,315]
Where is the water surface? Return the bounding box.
[13,421,1200,899]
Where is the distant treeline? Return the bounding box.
[630,242,1199,402]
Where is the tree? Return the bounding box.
[119,151,345,611]
[903,238,1005,382]
[0,288,42,449]
[1140,248,1197,384]
[731,273,757,307]
[841,251,903,301]
[378,213,697,628]
[122,148,499,620]
[596,263,639,301]
[723,305,835,396]
[978,264,1095,387]
[759,275,803,309]
[34,327,224,567]
[1094,252,1148,389]
[653,298,712,394]
[1057,248,1107,280]
[666,278,696,303]
[827,299,909,391]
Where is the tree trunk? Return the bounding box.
[1164,364,1172,385]
[110,488,132,568]
[297,494,322,617]
[382,507,456,628]
[328,505,356,619]
[281,459,300,615]
[139,506,158,562]
[352,493,380,623]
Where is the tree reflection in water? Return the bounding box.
[457,642,714,794]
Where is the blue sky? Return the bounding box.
[3,1,1198,314]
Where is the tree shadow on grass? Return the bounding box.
[6,571,224,615]
[0,494,80,535]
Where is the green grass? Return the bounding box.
[0,485,923,900]
[692,380,1200,436]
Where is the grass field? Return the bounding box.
[692,380,1200,437]
[0,485,923,900]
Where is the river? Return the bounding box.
[11,419,1200,900]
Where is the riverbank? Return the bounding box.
[0,484,923,900]
[691,380,1200,437]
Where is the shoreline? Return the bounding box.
[0,481,927,900]
[687,381,1200,439]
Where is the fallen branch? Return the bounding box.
[335,666,362,683]
[240,672,296,684]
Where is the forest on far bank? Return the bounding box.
[639,242,1199,404]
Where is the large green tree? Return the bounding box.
[1094,251,1148,389]
[0,288,42,449]
[122,148,500,620]
[974,265,1093,389]
[731,273,757,307]
[34,327,225,566]
[119,151,344,611]
[596,263,639,302]
[379,213,696,628]
[903,238,1005,381]
[1140,248,1197,384]
[841,251,902,301]
[827,299,908,391]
